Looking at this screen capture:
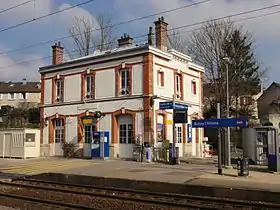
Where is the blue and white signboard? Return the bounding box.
[192,117,248,128]
[159,101,188,110]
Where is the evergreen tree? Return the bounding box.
[221,29,261,117]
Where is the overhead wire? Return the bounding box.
[0,0,97,34]
[0,0,34,15]
[0,0,213,56]
[0,3,280,70]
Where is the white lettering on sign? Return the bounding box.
[193,121,219,127]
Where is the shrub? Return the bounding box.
[61,142,76,158]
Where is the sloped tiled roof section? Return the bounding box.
[0,82,41,93]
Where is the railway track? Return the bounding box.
[0,177,279,210]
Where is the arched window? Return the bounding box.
[54,118,64,143]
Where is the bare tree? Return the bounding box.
[167,28,188,54]
[68,13,116,57]
[69,16,92,57]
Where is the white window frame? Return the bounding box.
[176,126,182,143]
[9,93,15,100]
[56,79,63,102]
[54,119,64,143]
[120,68,130,95]
[84,125,96,144]
[85,74,93,98]
[19,92,27,100]
[119,123,133,144]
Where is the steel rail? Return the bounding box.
[0,191,100,210]
[14,177,280,209]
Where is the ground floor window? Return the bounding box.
[84,125,97,143]
[54,118,64,143]
[176,126,182,143]
[119,124,133,144]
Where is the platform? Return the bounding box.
[1,157,280,203]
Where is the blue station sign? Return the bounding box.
[159,101,188,110]
[192,117,249,128]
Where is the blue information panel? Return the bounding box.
[159,101,188,110]
[192,117,248,128]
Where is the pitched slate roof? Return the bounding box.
[0,82,41,93]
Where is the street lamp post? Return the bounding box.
[223,57,231,167]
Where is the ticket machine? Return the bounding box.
[91,131,110,159]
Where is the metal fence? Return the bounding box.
[153,147,169,163]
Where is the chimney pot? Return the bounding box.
[147,26,154,46]
[52,42,64,65]
[118,33,133,47]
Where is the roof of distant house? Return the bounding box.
[203,82,262,97]
[0,82,41,93]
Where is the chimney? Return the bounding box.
[118,33,133,47]
[154,16,168,51]
[147,26,154,46]
[52,41,64,65]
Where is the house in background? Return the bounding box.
[203,82,262,149]
[257,82,280,128]
[39,17,205,159]
[0,79,41,109]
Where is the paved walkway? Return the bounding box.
[56,159,280,192]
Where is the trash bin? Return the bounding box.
[237,156,249,176]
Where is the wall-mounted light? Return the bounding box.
[86,68,90,74]
[56,74,60,80]
[85,109,89,116]
[43,115,48,126]
[55,113,59,118]
[121,63,126,68]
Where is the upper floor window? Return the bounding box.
[19,92,28,100]
[240,96,253,105]
[120,68,130,95]
[56,79,64,102]
[157,71,164,87]
[85,74,94,99]
[8,93,15,100]
[175,74,182,99]
[191,81,197,95]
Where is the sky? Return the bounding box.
[0,0,279,87]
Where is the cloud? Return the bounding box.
[0,45,45,82]
[55,3,100,33]
[0,0,53,23]
[114,0,280,39]
[0,1,99,81]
